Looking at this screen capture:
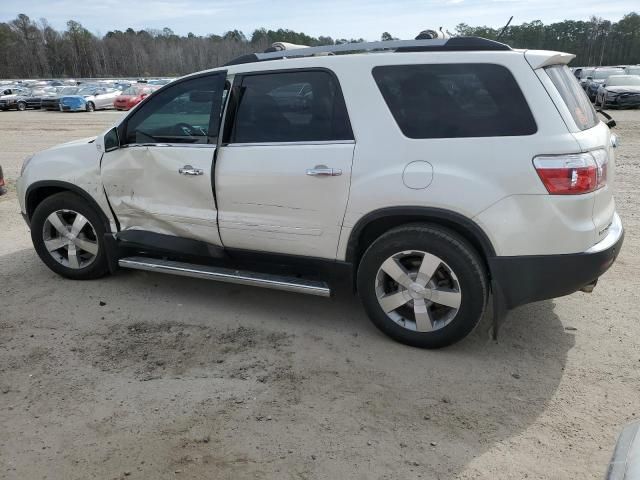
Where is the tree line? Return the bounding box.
[456,12,640,67]
[0,12,638,79]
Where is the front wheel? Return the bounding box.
[86,102,95,112]
[30,192,110,280]
[17,101,27,111]
[357,224,488,349]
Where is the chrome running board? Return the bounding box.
[118,256,331,297]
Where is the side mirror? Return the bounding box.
[104,127,120,152]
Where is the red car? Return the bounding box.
[113,85,157,111]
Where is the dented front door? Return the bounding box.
[101,72,227,246]
[101,144,220,244]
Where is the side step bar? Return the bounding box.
[118,256,331,297]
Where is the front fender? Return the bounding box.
[18,140,117,232]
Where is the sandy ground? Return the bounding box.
[0,109,638,480]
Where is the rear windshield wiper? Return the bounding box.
[596,108,616,129]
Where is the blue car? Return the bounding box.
[59,95,87,112]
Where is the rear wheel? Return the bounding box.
[31,192,109,280]
[86,102,95,112]
[357,224,488,348]
[17,101,27,111]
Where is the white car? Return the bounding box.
[16,37,624,348]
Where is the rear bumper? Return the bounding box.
[60,105,85,112]
[490,213,624,309]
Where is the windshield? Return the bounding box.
[545,65,598,131]
[593,69,624,80]
[78,87,97,95]
[580,69,595,79]
[607,75,640,86]
[60,87,78,95]
[122,87,142,95]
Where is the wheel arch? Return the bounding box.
[346,207,496,272]
[25,181,114,232]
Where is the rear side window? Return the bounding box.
[545,65,598,131]
[372,63,537,139]
[230,70,353,143]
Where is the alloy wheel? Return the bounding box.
[42,209,99,269]
[375,250,462,332]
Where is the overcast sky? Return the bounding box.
[0,0,637,40]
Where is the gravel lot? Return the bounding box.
[0,109,639,480]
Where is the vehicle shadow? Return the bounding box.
[0,249,574,478]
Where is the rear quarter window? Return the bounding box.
[545,65,598,131]
[372,63,537,139]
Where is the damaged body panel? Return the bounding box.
[17,137,119,232]
[101,144,221,246]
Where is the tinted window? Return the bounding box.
[230,70,352,143]
[545,65,598,131]
[124,74,226,145]
[372,64,537,139]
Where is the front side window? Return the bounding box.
[372,63,537,139]
[545,65,598,131]
[230,70,353,143]
[123,74,226,145]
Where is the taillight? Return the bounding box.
[533,149,608,195]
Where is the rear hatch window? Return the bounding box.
[545,65,598,131]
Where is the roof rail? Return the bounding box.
[224,37,511,66]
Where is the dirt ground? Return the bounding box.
[0,109,638,480]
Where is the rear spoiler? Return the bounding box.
[524,50,576,69]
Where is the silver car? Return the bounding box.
[60,86,120,112]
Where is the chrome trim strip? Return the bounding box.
[586,212,623,254]
[118,256,331,297]
[123,143,216,149]
[227,140,355,147]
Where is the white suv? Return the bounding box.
[16,37,624,348]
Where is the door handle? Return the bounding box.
[306,165,342,177]
[179,165,204,176]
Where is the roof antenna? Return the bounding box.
[496,16,513,41]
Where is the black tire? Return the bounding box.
[357,224,488,349]
[17,101,27,111]
[31,192,110,280]
[86,102,95,112]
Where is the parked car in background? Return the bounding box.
[0,88,43,111]
[585,67,625,100]
[595,75,640,108]
[41,86,79,110]
[578,67,596,87]
[625,65,640,76]
[60,86,120,112]
[1,87,30,98]
[0,164,6,196]
[147,78,173,86]
[113,85,158,111]
[572,66,586,79]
